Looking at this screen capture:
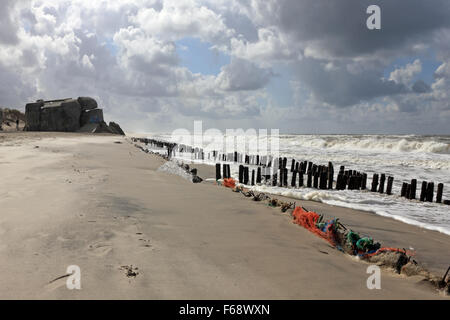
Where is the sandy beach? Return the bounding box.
[0,132,448,299]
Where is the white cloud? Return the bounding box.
[389,59,422,86]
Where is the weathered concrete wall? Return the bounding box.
[80,108,104,126]
[25,101,44,131]
[39,99,81,132]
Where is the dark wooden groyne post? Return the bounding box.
[256,167,262,184]
[313,172,319,189]
[386,176,394,195]
[420,181,427,201]
[283,168,288,187]
[409,179,417,199]
[216,163,221,180]
[291,170,297,187]
[437,183,444,203]
[244,167,249,185]
[327,162,334,189]
[426,182,434,202]
[251,169,255,186]
[272,172,278,186]
[371,174,379,192]
[401,182,408,197]
[307,171,312,188]
[239,165,244,183]
[299,169,304,187]
[378,174,386,193]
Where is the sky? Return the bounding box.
[1,0,450,134]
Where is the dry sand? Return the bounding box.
[0,132,448,299]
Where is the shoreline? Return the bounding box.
[172,161,450,277]
[0,132,448,299]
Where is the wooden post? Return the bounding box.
[409,179,417,200]
[290,159,295,172]
[299,170,304,187]
[291,170,297,187]
[371,174,379,192]
[251,170,255,186]
[256,167,262,184]
[378,174,386,193]
[426,182,434,202]
[386,176,394,195]
[244,167,249,185]
[283,169,288,187]
[420,181,427,201]
[272,172,277,186]
[436,183,443,203]
[336,174,342,190]
[215,163,221,180]
[328,162,334,189]
[320,171,327,189]
[307,172,312,188]
[223,164,227,179]
[401,182,407,197]
[239,165,244,183]
[313,172,319,189]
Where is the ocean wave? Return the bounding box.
[280,135,450,154]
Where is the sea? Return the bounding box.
[144,133,450,236]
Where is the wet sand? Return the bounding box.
[0,132,448,299]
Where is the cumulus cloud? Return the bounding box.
[215,59,273,91]
[389,59,422,86]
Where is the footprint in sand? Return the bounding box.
[87,242,113,256]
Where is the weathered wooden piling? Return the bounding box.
[291,170,297,187]
[401,182,408,197]
[371,174,379,192]
[313,172,319,189]
[239,165,244,183]
[386,176,394,195]
[378,174,386,193]
[436,183,444,203]
[283,168,288,187]
[420,181,427,201]
[299,170,304,187]
[272,173,278,186]
[409,179,417,200]
[215,163,221,180]
[244,167,249,185]
[291,159,295,172]
[327,162,334,189]
[320,171,327,189]
[256,167,262,184]
[251,169,255,186]
[307,171,312,188]
[426,182,434,202]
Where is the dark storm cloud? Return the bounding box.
[412,80,431,93]
[295,58,407,107]
[274,0,450,58]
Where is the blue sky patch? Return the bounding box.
[176,37,230,75]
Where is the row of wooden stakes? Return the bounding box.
[130,138,449,206]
